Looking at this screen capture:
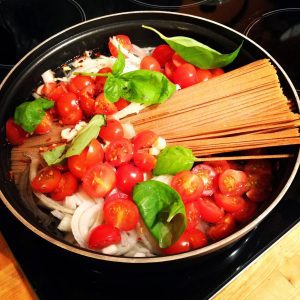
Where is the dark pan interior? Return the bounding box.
[0,12,299,262]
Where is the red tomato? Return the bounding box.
[115,98,130,111]
[31,167,62,193]
[185,200,202,230]
[140,56,161,72]
[99,119,124,142]
[232,200,257,223]
[50,172,78,201]
[188,228,208,249]
[82,163,116,198]
[246,173,272,202]
[68,75,94,95]
[211,68,225,77]
[162,231,190,255]
[151,44,175,67]
[133,151,156,172]
[196,68,213,82]
[45,82,69,102]
[192,163,218,196]
[56,92,83,125]
[94,93,118,115]
[5,118,28,145]
[67,139,104,179]
[171,171,204,202]
[88,224,121,250]
[94,67,112,94]
[207,214,236,241]
[108,34,132,57]
[214,193,246,213]
[198,197,224,223]
[218,169,249,196]
[164,61,176,81]
[208,160,231,175]
[133,130,158,152]
[103,198,139,231]
[172,52,187,67]
[172,63,198,88]
[105,138,133,167]
[41,82,56,98]
[105,191,130,202]
[79,94,95,117]
[34,112,52,135]
[116,163,144,194]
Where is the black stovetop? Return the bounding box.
[0,0,300,299]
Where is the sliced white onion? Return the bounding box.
[151,175,174,186]
[122,122,136,139]
[36,84,44,95]
[108,230,138,256]
[57,214,72,232]
[131,44,153,59]
[112,103,146,120]
[101,244,119,255]
[51,210,65,220]
[41,69,55,83]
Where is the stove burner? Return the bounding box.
[245,8,300,94]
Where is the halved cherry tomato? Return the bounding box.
[94,67,112,94]
[115,98,130,111]
[105,191,130,202]
[43,82,69,102]
[151,44,175,67]
[82,163,116,198]
[94,93,118,115]
[208,160,231,175]
[103,198,139,231]
[232,200,257,223]
[196,68,212,82]
[5,118,28,145]
[214,192,246,213]
[198,197,224,223]
[192,163,218,196]
[172,52,187,67]
[116,163,144,194]
[172,63,198,88]
[185,200,202,230]
[105,138,133,167]
[56,92,83,125]
[79,94,95,117]
[246,173,272,202]
[164,61,176,80]
[34,112,52,135]
[31,167,62,193]
[171,171,204,202]
[99,119,124,142]
[68,139,104,179]
[50,172,78,201]
[140,56,161,72]
[108,34,132,57]
[188,228,208,249]
[133,130,158,152]
[211,68,225,77]
[41,82,56,98]
[68,75,94,95]
[133,151,156,172]
[207,214,236,241]
[88,224,121,250]
[218,169,249,196]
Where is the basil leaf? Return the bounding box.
[153,146,195,176]
[65,114,106,157]
[143,25,242,69]
[14,98,54,133]
[42,144,66,166]
[133,180,186,248]
[112,50,125,76]
[104,75,125,103]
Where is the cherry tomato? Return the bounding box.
[44,82,69,102]
[218,169,249,196]
[192,163,218,196]
[116,163,144,194]
[94,93,118,115]
[198,197,224,223]
[82,163,116,198]
[211,68,225,77]
[108,34,132,57]
[31,167,62,193]
[188,228,208,249]
[171,171,204,202]
[133,151,156,172]
[172,52,187,67]
[133,130,158,152]
[88,224,121,250]
[232,200,257,223]
[5,118,28,145]
[56,92,83,125]
[34,112,52,135]
[196,68,212,82]
[79,94,95,117]
[246,173,272,202]
[151,44,175,67]
[94,67,112,94]
[99,119,124,142]
[214,192,246,213]
[103,198,139,231]
[164,61,176,81]
[68,75,94,95]
[115,98,130,111]
[140,56,161,72]
[67,139,104,179]
[207,214,236,241]
[172,63,198,88]
[50,172,78,201]
[208,160,231,175]
[162,230,190,255]
[105,191,130,202]
[105,138,133,167]
[185,200,202,230]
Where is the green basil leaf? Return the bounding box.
[112,50,125,76]
[133,180,186,248]
[143,25,242,69]
[65,114,106,157]
[14,98,54,133]
[153,146,195,176]
[104,74,127,103]
[42,144,67,166]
